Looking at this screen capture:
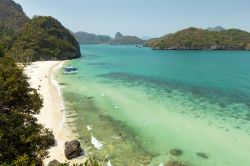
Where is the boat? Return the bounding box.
[63,66,78,74]
[63,66,78,70]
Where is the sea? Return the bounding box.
[56,44,250,166]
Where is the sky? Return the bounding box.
[14,0,250,38]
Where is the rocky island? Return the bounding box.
[146,27,250,50]
[110,32,145,45]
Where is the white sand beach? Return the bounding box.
[25,61,85,165]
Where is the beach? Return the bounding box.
[25,61,84,165]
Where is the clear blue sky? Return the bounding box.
[14,0,250,38]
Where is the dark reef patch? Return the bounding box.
[170,149,183,156]
[196,152,208,159]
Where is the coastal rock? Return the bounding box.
[165,161,186,166]
[48,159,61,166]
[64,140,83,159]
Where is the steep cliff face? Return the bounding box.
[0,0,29,30]
[10,16,81,61]
[147,27,250,50]
[0,0,29,49]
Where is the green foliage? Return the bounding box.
[0,57,55,165]
[0,45,4,57]
[10,16,81,62]
[148,27,250,50]
[57,158,100,166]
[83,158,101,166]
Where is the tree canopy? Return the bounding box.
[0,53,55,165]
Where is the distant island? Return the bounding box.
[109,32,145,45]
[74,31,112,44]
[74,31,145,45]
[145,27,250,50]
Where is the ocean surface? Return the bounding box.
[57,45,250,166]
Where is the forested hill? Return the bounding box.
[0,0,81,61]
[0,0,29,49]
[10,16,81,61]
[146,27,250,50]
[0,0,29,30]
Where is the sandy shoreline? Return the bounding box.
[25,61,84,165]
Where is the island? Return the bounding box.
[145,27,250,50]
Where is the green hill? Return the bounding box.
[74,31,112,44]
[110,32,145,45]
[147,27,250,50]
[10,16,81,61]
[0,0,29,30]
[0,0,29,49]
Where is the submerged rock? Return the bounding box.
[165,161,186,166]
[64,140,83,159]
[48,159,61,166]
[196,152,208,159]
[170,149,183,156]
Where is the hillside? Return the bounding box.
[0,0,29,30]
[10,16,81,61]
[110,32,144,45]
[74,31,112,44]
[147,27,250,50]
[0,0,29,49]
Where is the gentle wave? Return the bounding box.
[91,134,103,150]
[51,62,66,130]
[87,125,92,131]
[107,160,112,166]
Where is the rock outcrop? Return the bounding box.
[115,32,123,39]
[64,140,83,160]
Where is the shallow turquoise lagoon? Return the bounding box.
[57,45,250,166]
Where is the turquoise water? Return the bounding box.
[58,45,250,166]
